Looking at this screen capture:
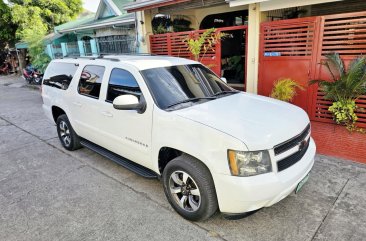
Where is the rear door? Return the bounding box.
[98,66,153,169]
[68,64,107,143]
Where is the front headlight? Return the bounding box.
[228,150,272,177]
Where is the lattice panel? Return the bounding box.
[150,30,219,59]
[169,32,192,58]
[150,34,169,55]
[322,11,366,55]
[261,21,316,56]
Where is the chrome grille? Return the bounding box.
[274,124,310,156]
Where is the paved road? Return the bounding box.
[0,75,365,241]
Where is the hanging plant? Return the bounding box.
[172,16,192,32]
[152,16,172,34]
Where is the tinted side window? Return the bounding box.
[43,62,78,90]
[78,65,105,99]
[106,68,141,102]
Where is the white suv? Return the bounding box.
[42,55,316,221]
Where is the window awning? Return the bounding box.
[124,0,191,12]
[15,42,28,49]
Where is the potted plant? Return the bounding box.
[270,78,304,102]
[185,28,227,61]
[310,53,366,132]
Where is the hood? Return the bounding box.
[175,92,310,150]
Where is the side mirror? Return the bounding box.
[221,77,227,83]
[113,95,141,111]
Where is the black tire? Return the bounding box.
[56,114,82,151]
[162,154,218,221]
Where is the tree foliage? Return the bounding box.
[10,0,83,39]
[0,0,17,48]
[7,0,82,70]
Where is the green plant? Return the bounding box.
[152,16,171,34]
[227,56,244,81]
[310,53,366,131]
[185,28,227,61]
[270,78,305,102]
[153,23,171,34]
[328,100,361,132]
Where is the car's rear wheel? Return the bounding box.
[162,155,218,221]
[56,114,81,151]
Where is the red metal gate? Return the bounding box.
[150,25,248,88]
[258,17,322,113]
[310,11,366,128]
[259,11,366,128]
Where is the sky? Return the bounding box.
[83,0,100,13]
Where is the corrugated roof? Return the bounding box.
[15,42,28,49]
[55,14,95,32]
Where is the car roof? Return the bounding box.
[51,55,199,70]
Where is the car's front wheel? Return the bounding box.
[162,155,218,221]
[56,114,81,151]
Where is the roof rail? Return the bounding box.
[60,55,120,62]
[58,53,159,61]
[100,53,157,56]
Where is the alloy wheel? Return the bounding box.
[169,170,201,212]
[59,121,71,147]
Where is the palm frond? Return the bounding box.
[325,52,345,78]
[309,53,366,102]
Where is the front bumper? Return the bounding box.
[213,138,316,214]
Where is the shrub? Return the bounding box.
[270,78,304,102]
[310,53,366,132]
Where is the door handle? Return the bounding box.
[101,111,113,117]
[72,101,82,107]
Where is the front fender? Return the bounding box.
[151,108,247,175]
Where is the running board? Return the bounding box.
[80,140,159,179]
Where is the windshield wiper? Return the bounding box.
[211,90,239,97]
[166,97,216,109]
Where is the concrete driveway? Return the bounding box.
[0,75,365,241]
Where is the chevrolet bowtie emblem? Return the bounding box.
[299,139,307,151]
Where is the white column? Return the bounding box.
[61,43,67,57]
[136,10,153,53]
[78,40,86,57]
[246,3,261,94]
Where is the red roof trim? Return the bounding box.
[126,0,191,12]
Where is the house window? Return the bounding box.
[97,35,135,54]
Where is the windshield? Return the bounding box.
[141,64,236,110]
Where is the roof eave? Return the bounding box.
[124,0,190,12]
[58,18,135,34]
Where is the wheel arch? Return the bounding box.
[51,106,66,123]
[158,146,212,176]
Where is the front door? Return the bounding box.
[98,67,153,169]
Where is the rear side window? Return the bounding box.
[78,65,105,99]
[43,62,78,90]
[106,68,141,102]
